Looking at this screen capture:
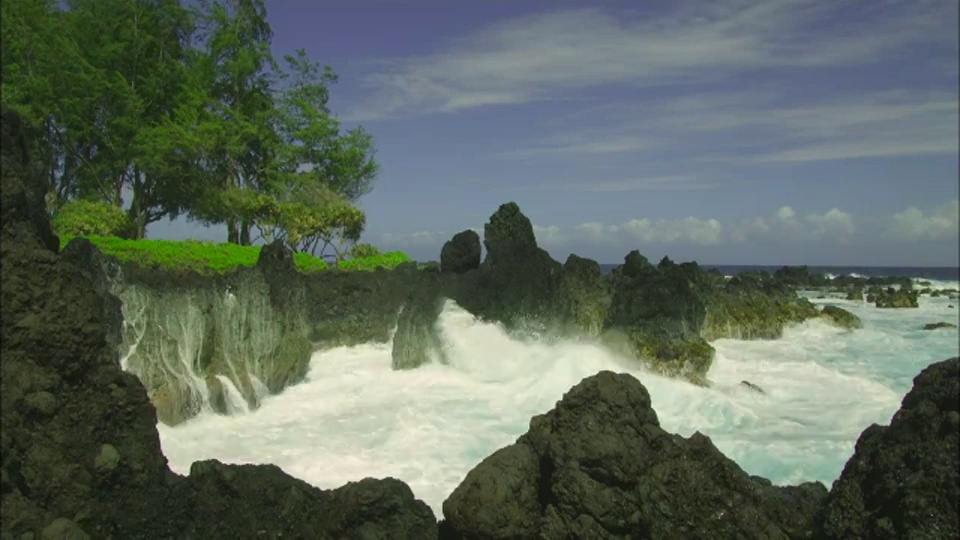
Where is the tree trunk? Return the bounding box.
[227,218,238,244]
[240,219,251,246]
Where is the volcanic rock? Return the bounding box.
[441,371,828,539]
[440,229,481,275]
[815,358,959,539]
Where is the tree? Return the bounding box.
[186,0,278,245]
[275,49,378,203]
[2,0,381,248]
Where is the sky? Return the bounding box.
[150,0,960,266]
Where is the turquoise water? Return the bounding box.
[157,280,959,516]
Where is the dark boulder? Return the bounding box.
[442,371,828,539]
[175,461,437,539]
[440,229,481,275]
[815,358,959,539]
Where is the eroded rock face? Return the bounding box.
[0,106,437,538]
[441,371,828,539]
[814,358,959,539]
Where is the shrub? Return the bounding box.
[52,199,133,238]
[350,242,381,259]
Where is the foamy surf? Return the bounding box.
[158,299,959,517]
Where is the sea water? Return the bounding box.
[157,280,960,517]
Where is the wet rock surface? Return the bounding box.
[440,371,828,539]
[814,357,960,539]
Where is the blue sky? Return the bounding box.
[151,0,960,266]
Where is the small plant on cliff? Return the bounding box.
[52,200,134,239]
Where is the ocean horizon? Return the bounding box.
[597,264,960,281]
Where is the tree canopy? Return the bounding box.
[1,0,378,259]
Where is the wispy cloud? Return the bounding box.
[496,136,650,158]
[345,1,956,121]
[506,176,731,193]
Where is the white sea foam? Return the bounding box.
[158,298,960,517]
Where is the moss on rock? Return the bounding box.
[820,305,862,330]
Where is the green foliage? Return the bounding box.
[57,235,410,275]
[337,251,411,272]
[350,242,380,259]
[51,199,133,238]
[3,0,379,247]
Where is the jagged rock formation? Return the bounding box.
[0,106,437,538]
[439,371,829,539]
[440,229,481,275]
[814,358,959,539]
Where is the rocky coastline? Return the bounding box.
[3,106,957,538]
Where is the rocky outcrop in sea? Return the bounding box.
[3,106,957,539]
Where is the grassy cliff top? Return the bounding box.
[59,235,412,275]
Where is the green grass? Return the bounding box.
[59,235,412,275]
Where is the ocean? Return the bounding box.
[600,263,960,281]
[156,270,960,517]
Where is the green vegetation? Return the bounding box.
[338,251,411,272]
[59,236,411,275]
[3,0,378,261]
[52,199,134,238]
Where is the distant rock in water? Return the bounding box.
[874,288,919,308]
[845,288,864,301]
[440,371,828,538]
[815,358,959,539]
[923,321,958,330]
[440,229,481,275]
[819,305,862,330]
[741,380,765,394]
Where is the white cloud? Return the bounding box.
[621,217,724,246]
[529,201,957,247]
[346,1,955,121]
[884,199,960,241]
[531,225,565,247]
